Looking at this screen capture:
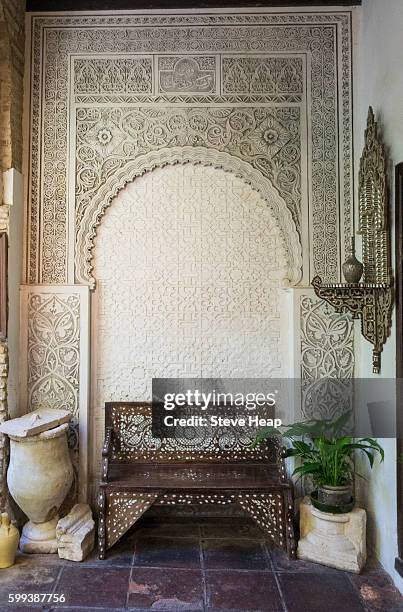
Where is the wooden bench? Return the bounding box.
[98,402,296,559]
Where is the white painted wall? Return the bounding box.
[353,0,403,592]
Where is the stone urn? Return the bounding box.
[7,423,73,553]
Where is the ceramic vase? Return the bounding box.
[342,237,363,284]
[0,512,19,568]
[7,423,73,553]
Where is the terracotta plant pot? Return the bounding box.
[7,423,73,553]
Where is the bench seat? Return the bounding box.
[105,462,287,490]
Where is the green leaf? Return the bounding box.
[292,462,322,478]
[292,440,314,454]
[331,410,353,435]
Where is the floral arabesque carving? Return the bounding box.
[222,56,303,94]
[74,57,153,95]
[75,105,301,240]
[300,295,354,421]
[300,295,354,379]
[27,291,84,498]
[28,293,80,416]
[27,13,352,284]
[75,146,302,288]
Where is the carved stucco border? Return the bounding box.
[75,146,303,288]
[27,12,353,285]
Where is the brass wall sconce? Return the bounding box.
[312,107,393,374]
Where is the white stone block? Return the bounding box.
[297,496,366,573]
[56,504,95,562]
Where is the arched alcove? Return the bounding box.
[90,162,296,486]
[75,147,302,288]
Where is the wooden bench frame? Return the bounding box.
[98,402,296,559]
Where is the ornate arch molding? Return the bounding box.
[75,147,303,288]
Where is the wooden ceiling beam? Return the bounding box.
[27,0,362,12]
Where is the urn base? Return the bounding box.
[20,516,59,554]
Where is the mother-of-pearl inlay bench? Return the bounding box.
[98,402,296,559]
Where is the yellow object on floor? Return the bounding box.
[0,512,19,569]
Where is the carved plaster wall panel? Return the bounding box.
[27,294,80,416]
[74,57,153,95]
[24,11,354,498]
[300,294,354,420]
[26,12,353,285]
[221,56,303,94]
[91,163,290,482]
[20,285,90,501]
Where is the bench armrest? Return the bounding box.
[102,426,113,457]
[102,427,113,482]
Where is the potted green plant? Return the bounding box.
[256,411,384,513]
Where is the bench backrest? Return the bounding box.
[105,402,279,464]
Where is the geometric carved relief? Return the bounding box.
[27,12,353,285]
[91,164,292,482]
[300,295,354,420]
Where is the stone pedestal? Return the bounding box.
[297,496,366,573]
[56,504,95,561]
[20,516,59,554]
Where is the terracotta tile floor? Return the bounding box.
[0,516,401,611]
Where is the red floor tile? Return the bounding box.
[206,569,283,611]
[128,567,203,610]
[56,566,130,608]
[278,572,366,612]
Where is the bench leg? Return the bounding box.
[98,489,106,560]
[284,488,297,559]
[102,491,161,555]
[237,492,293,556]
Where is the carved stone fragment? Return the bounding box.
[56,504,95,561]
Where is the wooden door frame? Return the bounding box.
[395,162,403,577]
